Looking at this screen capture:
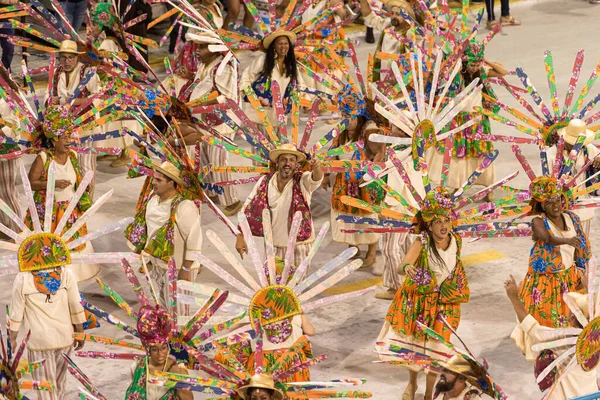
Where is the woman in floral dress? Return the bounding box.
[27,105,99,282]
[376,187,470,400]
[511,176,590,360]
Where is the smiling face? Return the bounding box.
[389,6,407,27]
[276,153,298,180]
[53,135,72,153]
[273,36,290,58]
[436,368,460,393]
[542,195,564,219]
[429,216,451,241]
[58,52,79,73]
[148,342,170,366]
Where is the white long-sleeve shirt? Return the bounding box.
[9,268,86,350]
[142,195,202,270]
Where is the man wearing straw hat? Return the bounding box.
[236,144,323,269]
[434,356,485,400]
[183,30,242,217]
[237,374,284,400]
[358,0,421,72]
[546,119,600,237]
[48,40,100,198]
[137,161,202,311]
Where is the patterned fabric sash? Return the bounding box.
[52,65,93,114]
[32,267,62,301]
[528,211,591,274]
[247,72,296,113]
[402,233,471,304]
[126,190,184,262]
[125,356,176,400]
[245,172,312,241]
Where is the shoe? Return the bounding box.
[350,247,361,259]
[499,15,521,26]
[345,4,358,20]
[361,256,377,268]
[110,155,131,168]
[486,19,498,30]
[222,200,243,217]
[100,155,118,162]
[372,262,384,276]
[375,289,396,300]
[365,27,375,44]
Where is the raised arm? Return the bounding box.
[504,274,528,323]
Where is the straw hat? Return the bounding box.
[564,292,589,319]
[269,143,306,163]
[385,0,416,20]
[54,40,83,55]
[262,30,297,50]
[558,119,595,146]
[185,31,229,53]
[237,374,284,400]
[153,161,184,186]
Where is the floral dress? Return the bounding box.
[376,232,470,371]
[25,151,99,282]
[519,212,589,323]
[330,135,385,246]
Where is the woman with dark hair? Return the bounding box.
[240,31,302,137]
[27,105,99,283]
[429,39,507,202]
[510,176,590,360]
[376,187,470,400]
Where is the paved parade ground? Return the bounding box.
[2,0,600,398]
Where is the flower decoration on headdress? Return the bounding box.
[18,233,71,272]
[336,83,367,118]
[462,39,485,67]
[137,305,172,347]
[419,187,454,223]
[91,2,118,30]
[529,176,560,204]
[42,105,74,140]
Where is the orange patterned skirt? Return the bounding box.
[519,266,583,328]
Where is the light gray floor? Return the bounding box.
[3,0,600,398]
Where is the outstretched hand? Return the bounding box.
[504,275,520,299]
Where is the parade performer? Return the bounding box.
[428,13,504,199]
[65,258,248,399]
[239,30,302,134]
[125,155,202,310]
[329,120,385,268]
[193,210,374,382]
[185,28,242,216]
[0,66,21,235]
[480,50,600,237]
[236,144,323,268]
[505,272,600,399]
[545,119,600,237]
[88,1,143,169]
[49,40,101,197]
[375,315,507,400]
[220,0,349,129]
[372,126,425,298]
[358,0,421,75]
[510,173,594,355]
[27,105,102,282]
[339,48,527,400]
[1,159,136,400]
